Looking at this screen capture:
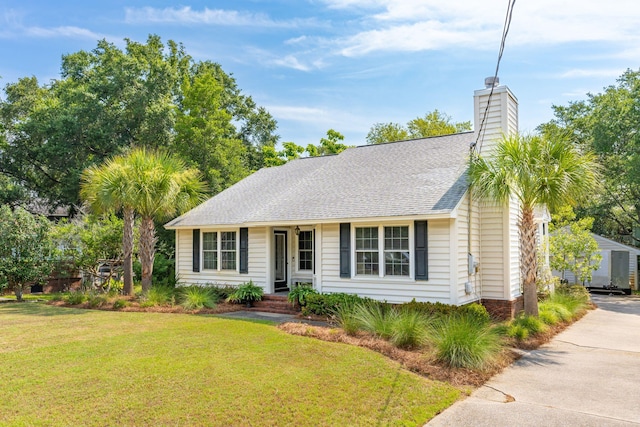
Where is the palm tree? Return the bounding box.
[81,159,137,295]
[81,148,207,294]
[123,148,207,292]
[469,134,600,316]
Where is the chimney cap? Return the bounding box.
[484,76,499,88]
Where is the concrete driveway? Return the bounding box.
[428,294,640,426]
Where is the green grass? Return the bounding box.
[0,293,60,301]
[0,304,459,426]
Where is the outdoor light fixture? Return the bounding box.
[294,226,300,236]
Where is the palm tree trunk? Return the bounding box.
[520,207,539,316]
[139,216,157,293]
[122,207,135,296]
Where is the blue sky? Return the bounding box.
[1,0,639,147]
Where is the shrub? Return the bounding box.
[539,301,572,322]
[51,293,64,302]
[112,299,128,309]
[538,310,559,325]
[459,303,491,323]
[334,304,361,336]
[352,302,397,340]
[141,285,175,307]
[226,280,264,306]
[400,300,460,318]
[209,285,236,301]
[179,286,217,310]
[87,295,108,308]
[302,293,371,317]
[389,309,430,349]
[548,290,589,318]
[287,284,318,306]
[510,314,548,337]
[507,324,529,340]
[64,291,87,305]
[427,313,504,370]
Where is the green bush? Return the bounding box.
[459,303,491,323]
[539,301,572,322]
[51,293,64,302]
[510,314,548,337]
[555,284,590,303]
[353,302,398,340]
[302,293,371,317]
[87,295,108,308]
[548,291,589,318]
[538,310,559,325]
[389,309,430,349]
[141,285,175,307]
[507,324,529,340]
[209,285,236,301]
[112,299,128,309]
[427,313,504,370]
[227,280,264,306]
[334,304,361,336]
[64,291,87,305]
[179,286,217,310]
[287,283,318,306]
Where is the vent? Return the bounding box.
[484,76,499,88]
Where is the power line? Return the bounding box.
[473,0,517,153]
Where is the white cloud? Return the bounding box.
[24,26,102,39]
[270,55,313,72]
[267,104,370,132]
[314,0,640,56]
[124,6,322,29]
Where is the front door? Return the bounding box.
[274,231,288,291]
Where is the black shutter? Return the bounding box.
[239,227,248,274]
[313,229,316,275]
[192,229,200,272]
[339,223,351,278]
[414,221,428,280]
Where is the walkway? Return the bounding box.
[428,294,640,426]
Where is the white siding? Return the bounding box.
[456,193,481,304]
[319,220,455,304]
[175,228,268,290]
[478,202,506,299]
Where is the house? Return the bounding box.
[556,233,640,294]
[165,79,540,318]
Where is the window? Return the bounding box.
[202,232,217,270]
[202,231,237,271]
[384,226,409,276]
[298,230,313,271]
[220,231,236,270]
[356,227,379,275]
[355,225,409,277]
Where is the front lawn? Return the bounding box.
[0,304,460,426]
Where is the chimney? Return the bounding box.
[473,77,518,156]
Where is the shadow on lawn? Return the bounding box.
[0,302,90,316]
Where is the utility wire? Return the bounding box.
[473,0,517,153]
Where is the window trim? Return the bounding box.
[201,229,239,273]
[351,223,414,279]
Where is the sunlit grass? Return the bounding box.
[0,303,460,426]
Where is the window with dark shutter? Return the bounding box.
[414,220,428,280]
[239,227,248,274]
[192,229,200,272]
[340,223,351,278]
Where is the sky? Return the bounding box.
[1,0,639,148]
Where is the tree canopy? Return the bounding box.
[366,110,471,144]
[539,69,640,246]
[0,35,278,210]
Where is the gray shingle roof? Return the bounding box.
[165,132,473,228]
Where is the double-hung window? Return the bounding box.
[356,227,379,275]
[202,231,237,271]
[355,225,409,277]
[384,226,410,276]
[298,230,313,271]
[202,232,218,270]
